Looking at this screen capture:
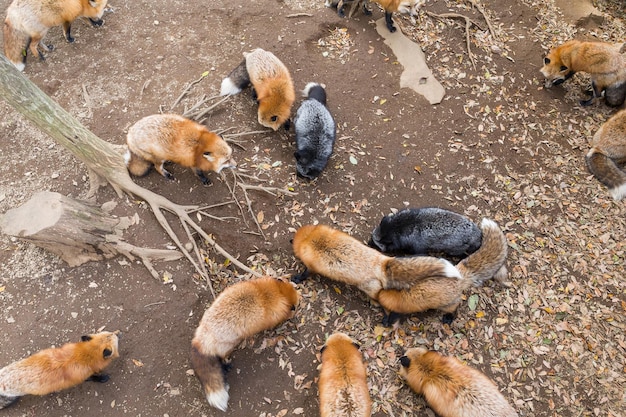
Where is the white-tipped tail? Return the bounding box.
[302,82,321,98]
[13,62,25,72]
[206,386,229,411]
[220,77,241,96]
[610,183,626,201]
[123,149,131,166]
[442,259,462,280]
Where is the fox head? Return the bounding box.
[85,0,109,20]
[256,79,295,131]
[398,347,431,392]
[195,132,237,173]
[397,0,424,17]
[80,330,120,366]
[541,42,576,88]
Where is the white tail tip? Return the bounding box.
[609,183,626,201]
[480,218,498,229]
[123,149,131,166]
[442,259,462,280]
[206,387,229,411]
[302,82,321,97]
[220,78,241,96]
[13,62,25,72]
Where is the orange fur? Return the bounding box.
[124,114,236,184]
[3,0,109,71]
[292,224,460,300]
[586,108,626,200]
[377,218,508,319]
[319,333,371,417]
[399,348,518,417]
[368,0,422,32]
[0,331,120,409]
[541,40,626,107]
[190,276,299,411]
[244,48,295,131]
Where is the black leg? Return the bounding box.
[385,12,396,32]
[442,312,456,325]
[87,374,110,383]
[291,268,310,284]
[89,18,104,27]
[382,311,401,327]
[196,170,212,185]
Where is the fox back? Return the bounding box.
[370,207,482,258]
[294,83,336,179]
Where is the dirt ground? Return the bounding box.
[0,0,624,416]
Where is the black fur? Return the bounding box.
[294,83,336,179]
[370,207,482,258]
[0,395,20,409]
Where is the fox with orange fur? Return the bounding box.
[585,108,626,200]
[291,223,460,301]
[319,333,371,417]
[369,0,423,32]
[541,40,626,107]
[399,347,518,417]
[220,48,295,131]
[124,114,236,185]
[377,218,508,324]
[3,0,109,71]
[190,276,299,412]
[0,330,120,409]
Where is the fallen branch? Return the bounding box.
[466,0,498,40]
[0,55,261,300]
[426,11,484,69]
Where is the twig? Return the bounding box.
[192,95,231,121]
[286,12,313,18]
[426,11,482,69]
[171,73,208,110]
[144,301,166,308]
[465,0,498,40]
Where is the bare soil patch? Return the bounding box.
[0,0,624,416]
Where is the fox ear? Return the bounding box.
[81,335,93,342]
[203,152,215,162]
[89,0,99,7]
[560,65,568,72]
[103,348,113,359]
[352,342,361,349]
[400,355,411,368]
[543,57,550,65]
[320,345,327,354]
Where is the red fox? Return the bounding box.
[370,0,423,32]
[399,347,518,417]
[291,223,460,301]
[541,40,626,107]
[220,48,295,131]
[319,333,371,417]
[124,114,236,185]
[3,0,109,71]
[190,276,299,412]
[0,330,120,409]
[377,218,508,324]
[585,108,626,200]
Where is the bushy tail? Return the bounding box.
[384,256,461,290]
[124,149,152,177]
[455,218,508,287]
[219,59,250,96]
[586,149,626,201]
[3,21,28,72]
[302,82,327,106]
[190,344,230,411]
